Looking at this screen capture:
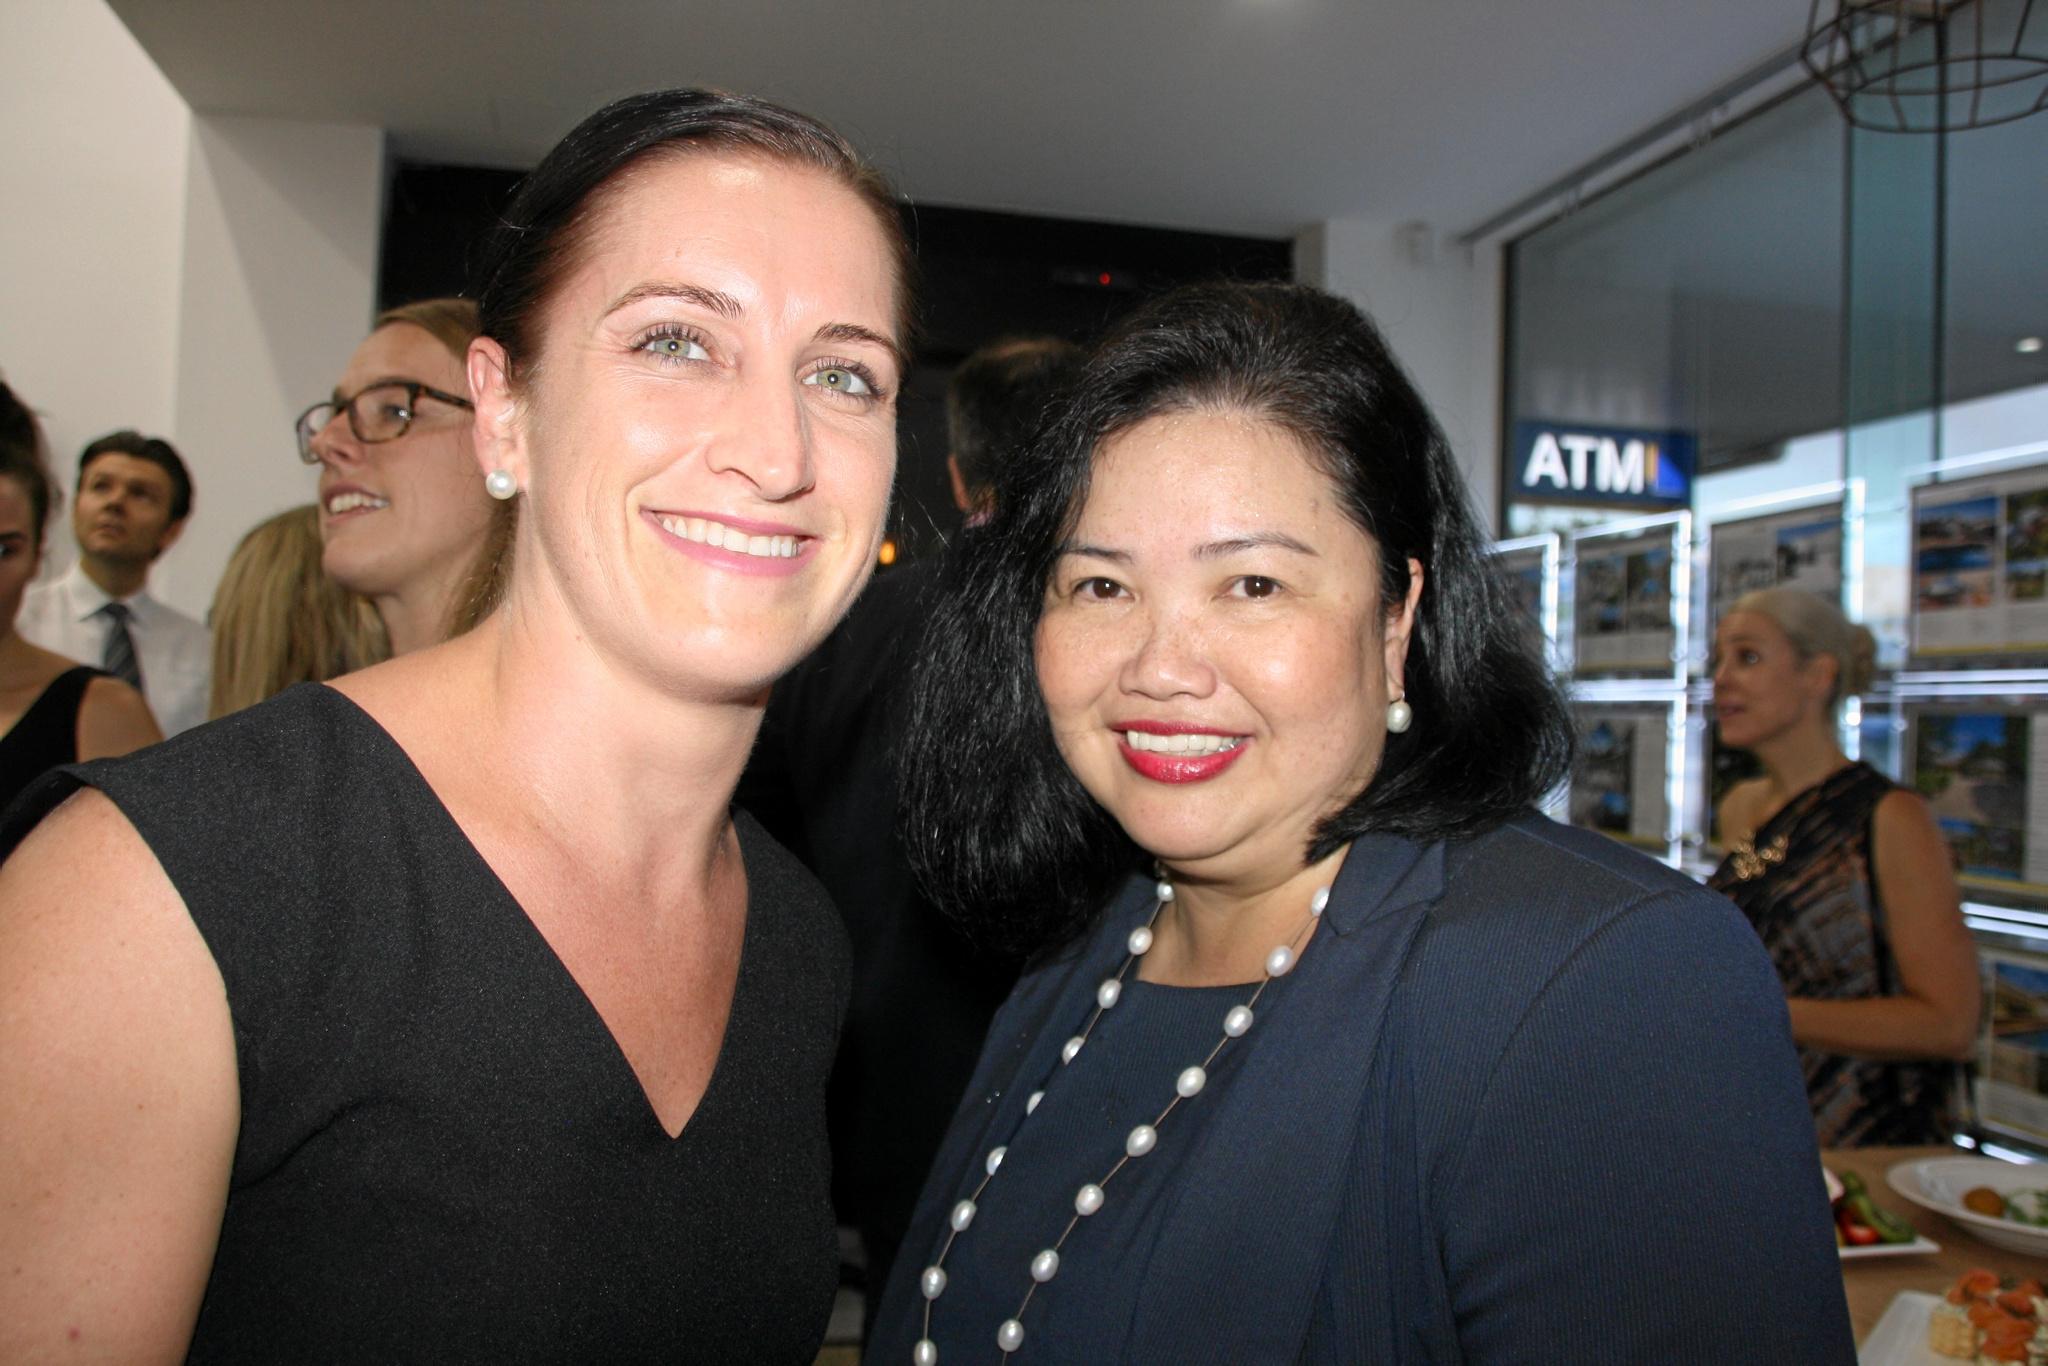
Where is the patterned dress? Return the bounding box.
[1708,761,1957,1146]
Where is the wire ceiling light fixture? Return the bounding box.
[1802,0,2048,131]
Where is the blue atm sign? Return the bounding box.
[1511,421,1694,507]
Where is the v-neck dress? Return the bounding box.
[0,683,850,1363]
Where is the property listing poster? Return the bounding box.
[1572,530,1677,676]
[1569,706,1671,851]
[1978,948,2048,1146]
[1706,503,1844,637]
[1909,707,2048,898]
[1491,542,1553,651]
[1911,467,2048,662]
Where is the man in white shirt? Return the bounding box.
[17,431,211,737]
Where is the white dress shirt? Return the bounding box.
[17,564,212,737]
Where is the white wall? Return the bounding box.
[0,0,188,530]
[1295,220,1502,530]
[1,1,384,621]
[170,114,384,616]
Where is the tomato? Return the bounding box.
[1839,1219,1880,1246]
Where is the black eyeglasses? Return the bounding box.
[294,380,474,464]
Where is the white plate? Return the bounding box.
[1841,1235,1942,1261]
[1858,1291,1942,1366]
[1887,1155,2048,1258]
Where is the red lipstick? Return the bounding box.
[1114,721,1250,784]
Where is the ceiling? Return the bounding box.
[107,0,1817,238]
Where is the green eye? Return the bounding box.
[806,366,873,396]
[642,332,709,363]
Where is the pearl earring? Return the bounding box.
[484,469,518,501]
[1386,696,1413,733]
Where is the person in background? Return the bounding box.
[0,382,159,811]
[943,337,1081,526]
[300,297,511,654]
[16,429,210,736]
[207,504,388,719]
[1710,587,1980,1146]
[0,87,909,1361]
[871,282,1852,1363]
[740,334,1081,1329]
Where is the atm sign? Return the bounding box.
[1511,421,1694,507]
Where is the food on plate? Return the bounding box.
[1969,1186,2012,1217]
[2010,1190,2048,1228]
[1928,1268,2048,1362]
[1957,1183,2048,1228]
[1832,1169,1917,1247]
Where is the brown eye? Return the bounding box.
[1235,575,1281,599]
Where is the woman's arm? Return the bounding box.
[1785,789,1981,1061]
[0,791,237,1362]
[74,676,164,761]
[1440,888,1855,1364]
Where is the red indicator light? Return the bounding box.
[1098,272,1112,286]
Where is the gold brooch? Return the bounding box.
[1727,833,1789,882]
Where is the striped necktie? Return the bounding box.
[99,601,144,690]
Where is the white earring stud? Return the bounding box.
[485,469,518,501]
[1386,697,1413,733]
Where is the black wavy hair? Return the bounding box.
[901,281,1573,955]
[471,87,913,382]
[0,379,55,544]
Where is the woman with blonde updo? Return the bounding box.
[207,505,388,719]
[1709,587,1980,1145]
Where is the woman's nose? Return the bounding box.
[1117,607,1217,700]
[706,371,816,501]
[310,410,362,468]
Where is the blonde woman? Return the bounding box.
[301,298,513,653]
[1710,587,1980,1144]
[207,505,388,719]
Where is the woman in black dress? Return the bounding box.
[1709,586,1980,1144]
[0,382,159,811]
[0,91,908,1361]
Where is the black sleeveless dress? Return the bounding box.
[0,665,102,816]
[1707,761,1955,1146]
[0,683,850,1363]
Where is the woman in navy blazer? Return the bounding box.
[873,283,1855,1364]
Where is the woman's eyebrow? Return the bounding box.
[1195,531,1317,559]
[1055,542,1130,563]
[815,321,907,374]
[604,280,743,319]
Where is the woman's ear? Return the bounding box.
[1802,650,1840,709]
[467,336,529,489]
[1382,557,1425,697]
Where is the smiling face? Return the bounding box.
[312,322,493,602]
[1034,408,1420,887]
[1711,609,1835,750]
[0,474,41,634]
[473,151,902,702]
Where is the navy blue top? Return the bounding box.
[869,814,1857,1365]
[914,978,1244,1360]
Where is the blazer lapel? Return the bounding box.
[1130,833,1446,1361]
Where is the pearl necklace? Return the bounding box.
[911,877,1332,1364]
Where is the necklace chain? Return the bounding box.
[911,877,1331,1364]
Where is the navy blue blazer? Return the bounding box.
[868,814,1856,1363]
